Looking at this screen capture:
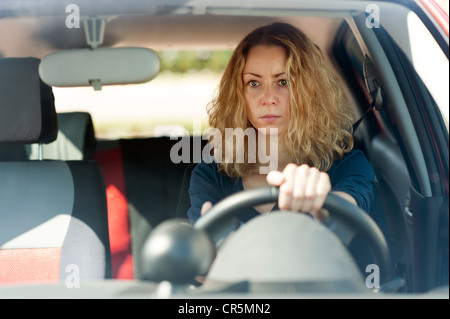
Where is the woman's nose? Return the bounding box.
[261,85,277,105]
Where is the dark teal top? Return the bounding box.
[187,149,376,224]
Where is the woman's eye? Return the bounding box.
[278,79,288,86]
[248,80,259,87]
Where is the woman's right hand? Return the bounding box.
[201,201,213,216]
[267,164,331,220]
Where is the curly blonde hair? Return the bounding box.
[207,22,354,178]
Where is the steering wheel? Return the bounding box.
[194,186,392,283]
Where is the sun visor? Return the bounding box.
[39,47,160,90]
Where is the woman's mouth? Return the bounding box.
[260,114,281,124]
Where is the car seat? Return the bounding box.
[0,57,111,285]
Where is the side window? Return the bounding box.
[372,25,448,197]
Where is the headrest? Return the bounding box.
[0,57,58,144]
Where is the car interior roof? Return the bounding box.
[0,0,393,57]
[0,15,344,55]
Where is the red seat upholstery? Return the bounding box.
[94,148,134,279]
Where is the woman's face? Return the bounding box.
[243,45,290,136]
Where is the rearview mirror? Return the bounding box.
[39,47,160,90]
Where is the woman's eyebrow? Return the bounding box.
[243,72,286,78]
[273,72,286,78]
[243,72,262,78]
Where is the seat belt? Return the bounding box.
[353,55,384,134]
[353,86,383,133]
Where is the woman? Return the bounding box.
[187,22,375,224]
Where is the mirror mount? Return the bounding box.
[82,15,117,50]
[89,79,102,91]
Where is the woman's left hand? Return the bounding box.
[266,164,331,220]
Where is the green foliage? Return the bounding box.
[159,50,232,73]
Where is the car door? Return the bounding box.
[343,0,449,292]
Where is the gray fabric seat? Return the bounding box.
[0,57,111,285]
